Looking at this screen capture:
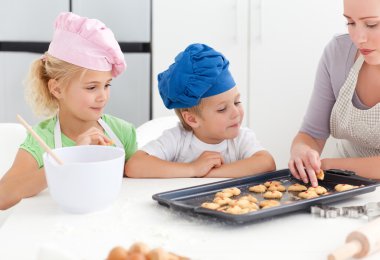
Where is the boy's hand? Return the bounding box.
[75,127,113,146]
[190,151,224,178]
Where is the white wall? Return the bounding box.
[248,0,346,168]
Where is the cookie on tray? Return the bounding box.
[267,184,286,192]
[239,194,258,203]
[215,191,233,198]
[264,181,282,187]
[229,199,259,210]
[298,190,319,199]
[224,205,251,215]
[288,183,307,192]
[307,186,327,195]
[213,196,232,206]
[215,187,241,198]
[335,184,358,192]
[259,200,281,209]
[201,202,220,210]
[316,169,325,180]
[263,190,283,199]
[249,184,267,193]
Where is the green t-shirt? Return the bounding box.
[20,114,137,168]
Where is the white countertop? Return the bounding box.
[0,178,380,260]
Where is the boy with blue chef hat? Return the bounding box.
[126,43,275,178]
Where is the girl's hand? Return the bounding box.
[288,146,321,187]
[190,151,224,178]
[75,127,113,146]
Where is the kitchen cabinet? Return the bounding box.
[0,52,41,125]
[72,0,150,42]
[0,0,151,127]
[105,54,151,127]
[0,1,68,41]
[0,1,68,125]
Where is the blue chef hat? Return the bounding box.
[158,43,236,109]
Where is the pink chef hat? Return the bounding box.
[47,12,126,77]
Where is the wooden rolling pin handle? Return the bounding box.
[328,240,362,260]
[328,217,380,260]
[346,232,370,258]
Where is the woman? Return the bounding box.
[289,0,380,187]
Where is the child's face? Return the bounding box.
[193,86,243,144]
[59,69,112,121]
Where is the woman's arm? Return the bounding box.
[0,149,47,210]
[321,157,380,180]
[124,150,223,178]
[204,150,276,178]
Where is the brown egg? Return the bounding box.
[167,252,191,260]
[107,246,128,260]
[129,242,150,255]
[126,252,147,260]
[147,248,167,260]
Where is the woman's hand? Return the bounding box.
[75,127,113,146]
[190,151,224,178]
[289,145,321,187]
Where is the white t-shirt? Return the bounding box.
[141,123,265,163]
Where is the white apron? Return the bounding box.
[54,116,123,149]
[330,55,380,157]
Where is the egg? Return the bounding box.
[107,246,128,260]
[146,248,167,260]
[126,252,147,260]
[129,242,149,255]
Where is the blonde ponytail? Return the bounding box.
[24,53,85,117]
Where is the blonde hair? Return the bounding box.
[174,100,204,131]
[24,53,86,117]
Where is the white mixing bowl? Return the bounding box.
[43,145,125,214]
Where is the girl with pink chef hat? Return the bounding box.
[0,12,137,210]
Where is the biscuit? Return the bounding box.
[106,140,115,146]
[316,169,325,180]
[259,200,280,209]
[239,194,258,203]
[287,183,307,192]
[224,205,251,215]
[201,202,220,210]
[249,184,267,193]
[213,196,232,205]
[335,184,358,192]
[216,205,229,212]
[267,184,286,192]
[263,190,283,199]
[221,187,241,196]
[202,187,260,215]
[215,191,234,198]
[229,199,259,210]
[298,190,319,199]
[264,181,282,187]
[247,202,259,210]
[307,186,327,195]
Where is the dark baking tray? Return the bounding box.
[152,169,380,224]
